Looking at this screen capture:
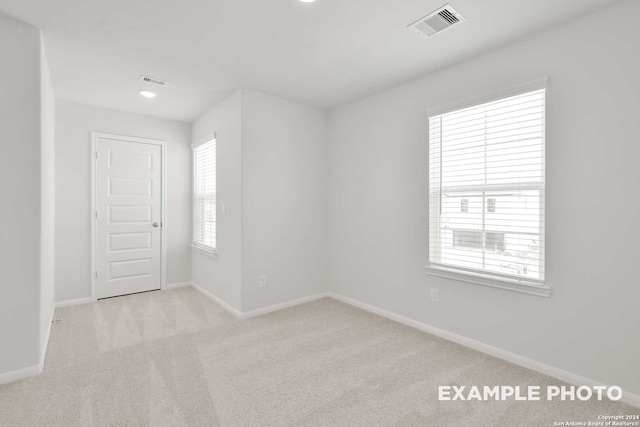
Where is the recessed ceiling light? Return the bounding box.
[138,89,157,98]
[300,0,316,3]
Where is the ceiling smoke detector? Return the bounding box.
[139,75,170,87]
[408,4,465,38]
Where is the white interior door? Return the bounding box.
[95,135,163,299]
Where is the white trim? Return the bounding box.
[0,307,54,385]
[241,292,330,319]
[426,80,548,296]
[425,266,552,297]
[35,303,56,377]
[41,304,55,360]
[0,363,43,385]
[91,134,96,301]
[55,297,93,308]
[160,142,167,292]
[426,76,548,118]
[165,282,192,290]
[90,132,167,302]
[20,284,638,407]
[187,282,329,320]
[191,138,217,252]
[93,132,165,146]
[190,282,243,318]
[58,284,192,306]
[328,292,640,409]
[191,244,217,258]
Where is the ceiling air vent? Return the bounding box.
[408,4,465,38]
[139,75,170,87]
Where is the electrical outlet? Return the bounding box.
[259,275,267,288]
[430,288,439,302]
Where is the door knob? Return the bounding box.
[153,222,159,228]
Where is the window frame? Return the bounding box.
[191,135,217,257]
[425,78,551,297]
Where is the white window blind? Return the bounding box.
[428,88,545,286]
[193,140,216,251]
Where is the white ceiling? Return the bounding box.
[0,0,624,121]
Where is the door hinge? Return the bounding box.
[95,211,99,219]
[95,270,98,278]
[95,151,99,159]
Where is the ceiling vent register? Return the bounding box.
[139,75,170,86]
[409,4,465,37]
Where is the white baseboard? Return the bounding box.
[190,282,244,318]
[40,304,55,366]
[55,283,191,307]
[166,282,192,290]
[328,292,640,409]
[2,286,193,386]
[241,292,330,319]
[0,307,53,386]
[188,282,329,320]
[0,363,43,385]
[55,297,93,308]
[6,284,637,408]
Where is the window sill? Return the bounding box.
[191,244,217,258]
[424,265,551,298]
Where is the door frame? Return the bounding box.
[90,132,167,301]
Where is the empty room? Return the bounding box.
[0,0,638,425]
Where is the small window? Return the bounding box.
[453,230,505,253]
[453,230,482,250]
[428,86,545,287]
[485,232,505,253]
[487,198,496,213]
[193,139,216,252]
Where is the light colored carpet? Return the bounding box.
[0,287,635,426]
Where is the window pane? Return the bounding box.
[428,88,545,284]
[487,198,496,213]
[193,140,216,250]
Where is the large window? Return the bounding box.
[193,139,216,252]
[428,86,546,289]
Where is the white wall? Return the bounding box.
[191,89,329,312]
[39,34,55,355]
[329,0,640,397]
[0,12,49,378]
[191,90,243,310]
[241,89,329,311]
[55,101,192,302]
